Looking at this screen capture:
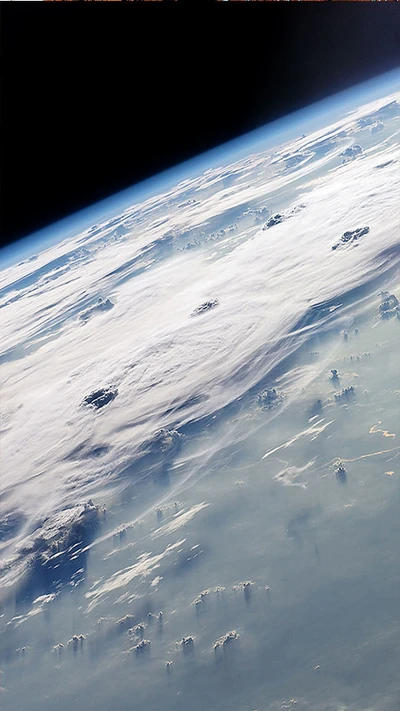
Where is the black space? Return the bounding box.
[1,5,399,247]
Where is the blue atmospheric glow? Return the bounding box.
[1,67,399,272]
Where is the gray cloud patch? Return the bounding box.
[79,297,114,322]
[82,387,118,409]
[332,226,370,250]
[191,299,219,316]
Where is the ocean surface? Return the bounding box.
[0,81,399,711]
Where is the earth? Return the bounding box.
[1,71,399,711]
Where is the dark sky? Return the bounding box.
[1,4,400,247]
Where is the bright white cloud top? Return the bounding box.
[0,77,399,711]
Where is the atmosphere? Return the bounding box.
[2,4,400,244]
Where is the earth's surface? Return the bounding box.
[1,72,399,711]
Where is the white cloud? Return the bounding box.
[1,91,399,595]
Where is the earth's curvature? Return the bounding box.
[0,73,399,711]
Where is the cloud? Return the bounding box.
[82,386,118,410]
[84,539,185,610]
[332,226,370,251]
[1,501,102,603]
[191,299,219,317]
[341,144,363,161]
[79,297,114,322]
[0,89,399,601]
